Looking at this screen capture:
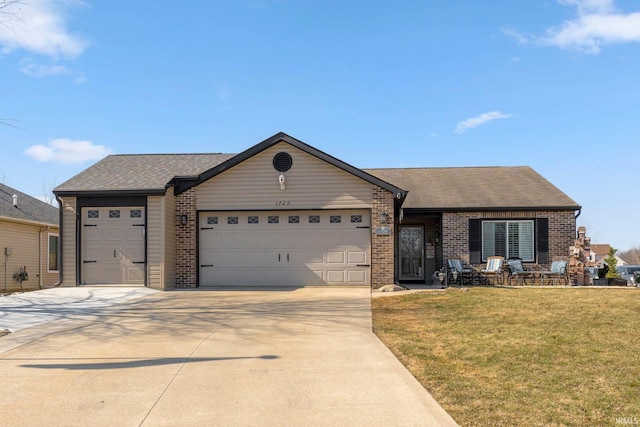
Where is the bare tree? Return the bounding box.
[41,179,57,206]
[619,246,640,265]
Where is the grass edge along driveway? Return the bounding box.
[372,287,640,427]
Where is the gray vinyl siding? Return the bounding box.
[60,197,77,287]
[196,142,373,210]
[147,192,176,290]
[147,196,162,289]
[163,190,176,288]
[0,220,37,291]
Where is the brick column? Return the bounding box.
[176,189,197,288]
[371,187,395,289]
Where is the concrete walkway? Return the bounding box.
[0,287,457,426]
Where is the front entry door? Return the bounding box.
[399,226,424,280]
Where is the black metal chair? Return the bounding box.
[506,257,535,286]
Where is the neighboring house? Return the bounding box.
[0,183,60,291]
[589,244,626,268]
[53,132,581,289]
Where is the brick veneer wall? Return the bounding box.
[371,187,395,289]
[176,189,197,288]
[442,210,576,268]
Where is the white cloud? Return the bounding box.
[25,139,112,164]
[455,111,514,134]
[0,0,87,58]
[19,58,86,82]
[559,0,615,15]
[543,11,640,53]
[20,60,71,77]
[509,1,640,54]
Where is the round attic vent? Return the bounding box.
[273,152,293,172]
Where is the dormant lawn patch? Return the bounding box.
[372,288,640,426]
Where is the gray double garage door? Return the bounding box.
[199,210,371,287]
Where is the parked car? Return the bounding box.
[615,265,640,286]
[585,267,600,285]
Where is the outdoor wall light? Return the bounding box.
[278,173,286,190]
[380,212,388,223]
[180,215,188,226]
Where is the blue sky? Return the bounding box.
[0,0,638,250]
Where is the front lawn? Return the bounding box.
[372,288,640,426]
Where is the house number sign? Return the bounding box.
[275,201,291,206]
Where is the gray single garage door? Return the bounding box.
[81,207,145,285]
[198,210,370,287]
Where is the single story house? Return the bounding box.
[1,183,60,291]
[53,132,581,289]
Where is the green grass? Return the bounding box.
[372,288,640,426]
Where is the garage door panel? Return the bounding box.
[348,270,367,284]
[301,249,324,265]
[304,232,325,247]
[283,231,305,248]
[348,251,367,264]
[262,231,286,248]
[327,270,346,283]
[327,251,345,264]
[221,250,243,266]
[304,269,325,285]
[125,266,144,282]
[104,229,124,241]
[326,230,348,246]
[224,232,245,248]
[199,210,370,287]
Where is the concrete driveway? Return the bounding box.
[0,287,457,426]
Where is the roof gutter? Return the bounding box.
[574,207,582,220]
[0,215,57,228]
[402,205,582,214]
[53,189,166,198]
[54,195,63,287]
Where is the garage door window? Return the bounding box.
[130,209,142,218]
[207,216,218,225]
[330,215,341,223]
[227,216,238,225]
[288,215,299,224]
[88,210,99,219]
[109,210,121,218]
[309,215,320,224]
[248,215,259,224]
[351,215,362,223]
[268,215,279,224]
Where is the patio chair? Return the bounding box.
[447,259,476,286]
[506,257,535,286]
[540,260,569,286]
[480,256,505,285]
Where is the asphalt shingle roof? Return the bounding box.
[0,183,59,225]
[54,153,236,193]
[54,153,579,211]
[363,166,580,210]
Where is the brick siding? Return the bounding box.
[371,187,395,289]
[442,210,576,268]
[175,189,197,288]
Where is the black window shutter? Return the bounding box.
[536,218,549,264]
[469,219,481,264]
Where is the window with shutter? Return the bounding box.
[481,220,535,262]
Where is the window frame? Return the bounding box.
[48,233,60,273]
[481,219,535,262]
